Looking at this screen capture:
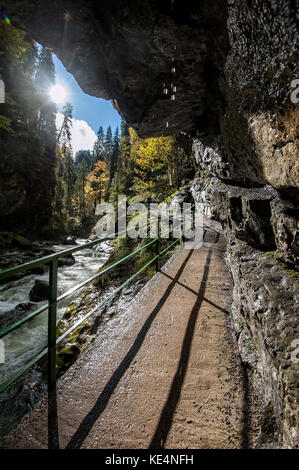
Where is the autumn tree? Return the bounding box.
[132,132,176,201]
[86,160,109,207]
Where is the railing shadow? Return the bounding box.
[65,249,194,449]
[149,246,213,448]
[48,385,59,449]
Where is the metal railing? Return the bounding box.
[0,228,181,394]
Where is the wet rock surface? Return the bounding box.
[4,1,298,201]
[29,280,49,302]
[227,242,299,448]
[0,302,36,331]
[177,169,298,447]
[1,0,298,449]
[56,276,147,375]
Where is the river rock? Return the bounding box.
[29,280,49,302]
[58,254,76,267]
[64,236,77,246]
[0,302,36,331]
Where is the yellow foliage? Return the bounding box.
[130,129,176,199]
[85,160,109,205]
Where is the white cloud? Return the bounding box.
[56,113,97,155]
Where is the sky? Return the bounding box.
[52,54,121,154]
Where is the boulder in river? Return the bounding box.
[29,280,49,302]
[0,302,36,331]
[58,254,76,267]
[64,236,77,246]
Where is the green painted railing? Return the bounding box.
[0,229,181,394]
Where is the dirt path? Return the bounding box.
[3,224,246,449]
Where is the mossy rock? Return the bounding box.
[57,344,80,369]
[14,235,32,246]
[61,302,79,320]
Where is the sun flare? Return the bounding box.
[49,83,68,106]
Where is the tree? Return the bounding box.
[0,22,57,233]
[110,120,132,202]
[105,126,113,155]
[92,126,105,166]
[75,150,92,171]
[86,160,109,207]
[62,149,75,214]
[54,102,74,218]
[57,102,73,150]
[75,160,88,217]
[132,132,176,200]
[35,46,56,140]
[110,126,120,182]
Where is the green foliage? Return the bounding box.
[75,150,92,172]
[92,126,105,165]
[0,114,15,134]
[35,46,56,140]
[0,21,57,234]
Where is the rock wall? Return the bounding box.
[2,0,298,448]
[2,0,298,224]
[189,137,299,448]
[4,1,297,201]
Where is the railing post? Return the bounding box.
[155,237,160,272]
[48,259,58,391]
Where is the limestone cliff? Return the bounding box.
[1,0,298,448]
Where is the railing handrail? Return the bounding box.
[0,202,194,281]
[0,218,184,394]
[0,233,158,339]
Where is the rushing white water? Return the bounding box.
[0,239,111,386]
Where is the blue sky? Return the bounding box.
[53,54,121,153]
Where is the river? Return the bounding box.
[0,238,111,437]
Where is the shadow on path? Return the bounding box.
[65,249,194,449]
[48,386,59,449]
[149,246,213,448]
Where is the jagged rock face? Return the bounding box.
[227,243,299,448]
[3,0,299,448]
[4,0,228,137]
[4,0,298,202]
[181,178,299,447]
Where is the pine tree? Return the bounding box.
[54,102,74,219]
[63,150,75,214]
[57,102,73,150]
[0,22,57,233]
[110,126,120,182]
[119,120,132,193]
[35,46,56,139]
[75,150,92,172]
[121,119,130,139]
[92,126,105,166]
[103,125,113,169]
[105,126,113,155]
[76,160,88,217]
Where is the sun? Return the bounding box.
[49,83,69,106]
